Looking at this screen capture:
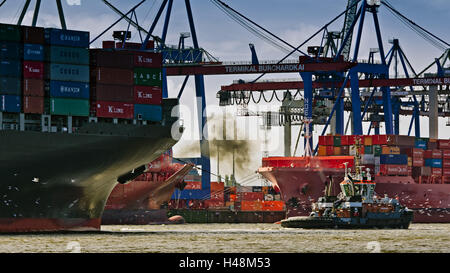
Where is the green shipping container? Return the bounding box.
[47,98,89,116]
[364,145,373,154]
[0,24,21,42]
[373,145,382,156]
[134,67,162,87]
[46,46,90,65]
[47,63,90,82]
[333,136,341,146]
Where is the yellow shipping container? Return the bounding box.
[408,157,412,167]
[381,145,400,154]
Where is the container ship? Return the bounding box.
[0,24,182,232]
[259,135,450,223]
[101,152,194,225]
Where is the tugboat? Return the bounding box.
[281,138,414,229]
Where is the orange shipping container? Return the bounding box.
[318,145,327,156]
[261,201,285,211]
[240,200,263,211]
[381,145,400,155]
[334,147,341,155]
[210,182,224,191]
[363,135,373,146]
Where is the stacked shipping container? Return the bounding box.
[318,134,450,184]
[169,182,285,212]
[44,28,90,116]
[0,24,90,116]
[0,24,22,113]
[90,46,163,121]
[23,26,45,114]
[133,51,163,122]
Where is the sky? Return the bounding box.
[1,0,450,184]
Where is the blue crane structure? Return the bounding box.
[217,0,450,156]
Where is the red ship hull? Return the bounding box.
[259,156,450,223]
[102,154,193,225]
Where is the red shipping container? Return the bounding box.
[326,146,334,156]
[116,41,154,49]
[210,182,225,191]
[91,67,134,86]
[204,200,224,208]
[443,168,450,176]
[412,157,424,167]
[134,86,162,105]
[325,136,334,146]
[102,41,115,49]
[373,135,386,145]
[93,101,134,119]
[340,135,349,146]
[23,78,44,97]
[401,147,424,158]
[22,26,44,44]
[210,191,224,201]
[347,135,363,145]
[318,135,326,146]
[23,61,44,79]
[432,168,442,177]
[90,49,134,69]
[132,51,162,68]
[424,149,442,159]
[443,150,450,159]
[23,96,44,114]
[380,164,408,176]
[91,84,134,102]
[240,192,264,201]
[442,159,450,168]
[438,139,450,149]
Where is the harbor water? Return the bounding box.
[0,223,449,253]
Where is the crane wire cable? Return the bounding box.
[251,0,362,83]
[210,0,302,58]
[382,0,449,51]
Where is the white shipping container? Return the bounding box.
[361,154,375,165]
[374,156,381,165]
[237,186,252,193]
[264,194,274,201]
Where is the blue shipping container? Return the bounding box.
[134,104,162,122]
[0,95,21,113]
[0,60,22,77]
[425,158,442,168]
[47,80,89,99]
[44,28,89,48]
[23,44,44,61]
[0,77,21,95]
[414,138,428,150]
[47,63,89,82]
[0,42,22,60]
[380,154,408,165]
[46,46,89,65]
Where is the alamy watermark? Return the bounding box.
[66,0,81,6]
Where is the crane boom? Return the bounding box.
[341,0,359,60]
